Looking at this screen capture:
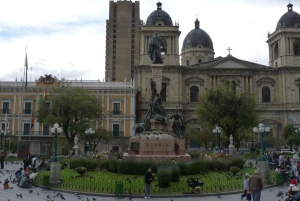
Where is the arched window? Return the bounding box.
[190,86,199,102]
[262,86,271,103]
[274,43,279,59]
[186,60,190,66]
[198,59,202,64]
[293,39,300,55]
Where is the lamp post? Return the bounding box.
[85,128,95,152]
[0,130,3,150]
[4,130,10,151]
[50,123,62,163]
[212,126,222,151]
[253,123,270,161]
[294,121,300,152]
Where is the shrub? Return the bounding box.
[69,159,97,170]
[118,160,137,175]
[108,160,119,173]
[177,162,190,175]
[171,166,180,182]
[186,151,200,159]
[46,163,50,171]
[98,160,110,170]
[229,166,240,175]
[61,159,70,168]
[157,167,172,188]
[228,158,245,169]
[209,160,227,171]
[75,167,87,176]
[189,160,209,174]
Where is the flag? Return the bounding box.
[24,50,28,89]
[42,88,46,104]
[31,113,34,129]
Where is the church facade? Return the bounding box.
[134,2,300,148]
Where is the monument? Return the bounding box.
[72,135,79,155]
[123,32,190,161]
[228,135,235,154]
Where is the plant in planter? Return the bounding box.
[75,167,87,176]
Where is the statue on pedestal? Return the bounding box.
[169,107,185,139]
[148,32,165,64]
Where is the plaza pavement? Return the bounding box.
[0,161,290,201]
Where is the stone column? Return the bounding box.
[151,64,164,93]
[50,162,62,184]
[258,161,270,184]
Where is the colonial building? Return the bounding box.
[0,75,137,156]
[133,2,300,148]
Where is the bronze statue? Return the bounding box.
[169,107,185,139]
[148,32,165,64]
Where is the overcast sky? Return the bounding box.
[0,0,296,81]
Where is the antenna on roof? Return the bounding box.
[30,66,32,81]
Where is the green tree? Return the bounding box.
[282,123,297,149]
[35,84,104,148]
[195,84,258,150]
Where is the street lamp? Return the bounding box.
[50,123,62,162]
[0,130,3,149]
[212,126,222,151]
[4,130,10,151]
[253,123,270,161]
[294,121,300,152]
[85,128,95,152]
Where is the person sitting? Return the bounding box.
[15,168,23,179]
[275,166,281,174]
[29,168,38,182]
[24,167,32,177]
[285,157,292,166]
[287,179,299,200]
[37,159,46,171]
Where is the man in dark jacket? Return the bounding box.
[144,168,152,199]
[249,170,263,201]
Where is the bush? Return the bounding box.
[69,159,97,170]
[75,167,87,176]
[229,166,240,175]
[117,160,156,175]
[61,159,70,168]
[171,166,180,182]
[189,160,209,174]
[98,160,110,170]
[157,167,172,188]
[228,158,245,169]
[209,160,228,171]
[186,151,200,159]
[108,160,119,173]
[177,162,190,175]
[46,163,50,171]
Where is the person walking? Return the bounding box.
[144,167,152,199]
[241,173,251,200]
[249,170,263,201]
[0,152,5,169]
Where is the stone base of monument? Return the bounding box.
[123,133,191,162]
[228,145,235,154]
[258,161,270,183]
[50,162,62,184]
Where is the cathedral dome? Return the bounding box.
[146,2,173,26]
[182,19,213,49]
[276,3,300,30]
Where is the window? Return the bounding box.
[43,125,49,135]
[113,103,121,115]
[112,146,119,153]
[274,43,279,59]
[24,102,31,114]
[112,124,120,137]
[1,123,5,131]
[294,40,300,55]
[160,83,167,102]
[2,102,9,114]
[198,59,202,64]
[23,123,30,135]
[186,60,190,66]
[190,86,199,102]
[262,86,271,103]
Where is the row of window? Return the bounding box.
[1,102,33,114]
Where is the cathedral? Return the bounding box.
[129,2,300,148]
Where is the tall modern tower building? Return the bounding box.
[105,0,140,82]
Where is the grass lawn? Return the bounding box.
[36,167,277,195]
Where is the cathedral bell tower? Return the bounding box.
[267,3,300,67]
[139,2,181,66]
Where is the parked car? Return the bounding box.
[280,149,295,154]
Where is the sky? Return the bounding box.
[0,0,296,81]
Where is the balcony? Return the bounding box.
[23,109,32,114]
[1,109,10,114]
[14,131,65,136]
[110,131,124,137]
[113,110,121,115]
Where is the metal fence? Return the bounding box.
[35,172,277,195]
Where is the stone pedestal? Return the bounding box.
[228,145,235,154]
[123,133,191,162]
[151,64,164,93]
[50,162,62,184]
[73,145,79,155]
[258,161,270,184]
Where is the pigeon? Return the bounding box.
[54,192,60,197]
[47,195,51,199]
[269,188,272,192]
[60,193,66,200]
[216,191,221,198]
[37,192,39,196]
[87,197,90,201]
[29,190,33,193]
[129,192,133,200]
[276,191,283,197]
[92,197,97,201]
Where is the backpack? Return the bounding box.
[18,176,30,188]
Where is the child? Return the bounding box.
[241,173,251,200]
[246,190,252,201]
